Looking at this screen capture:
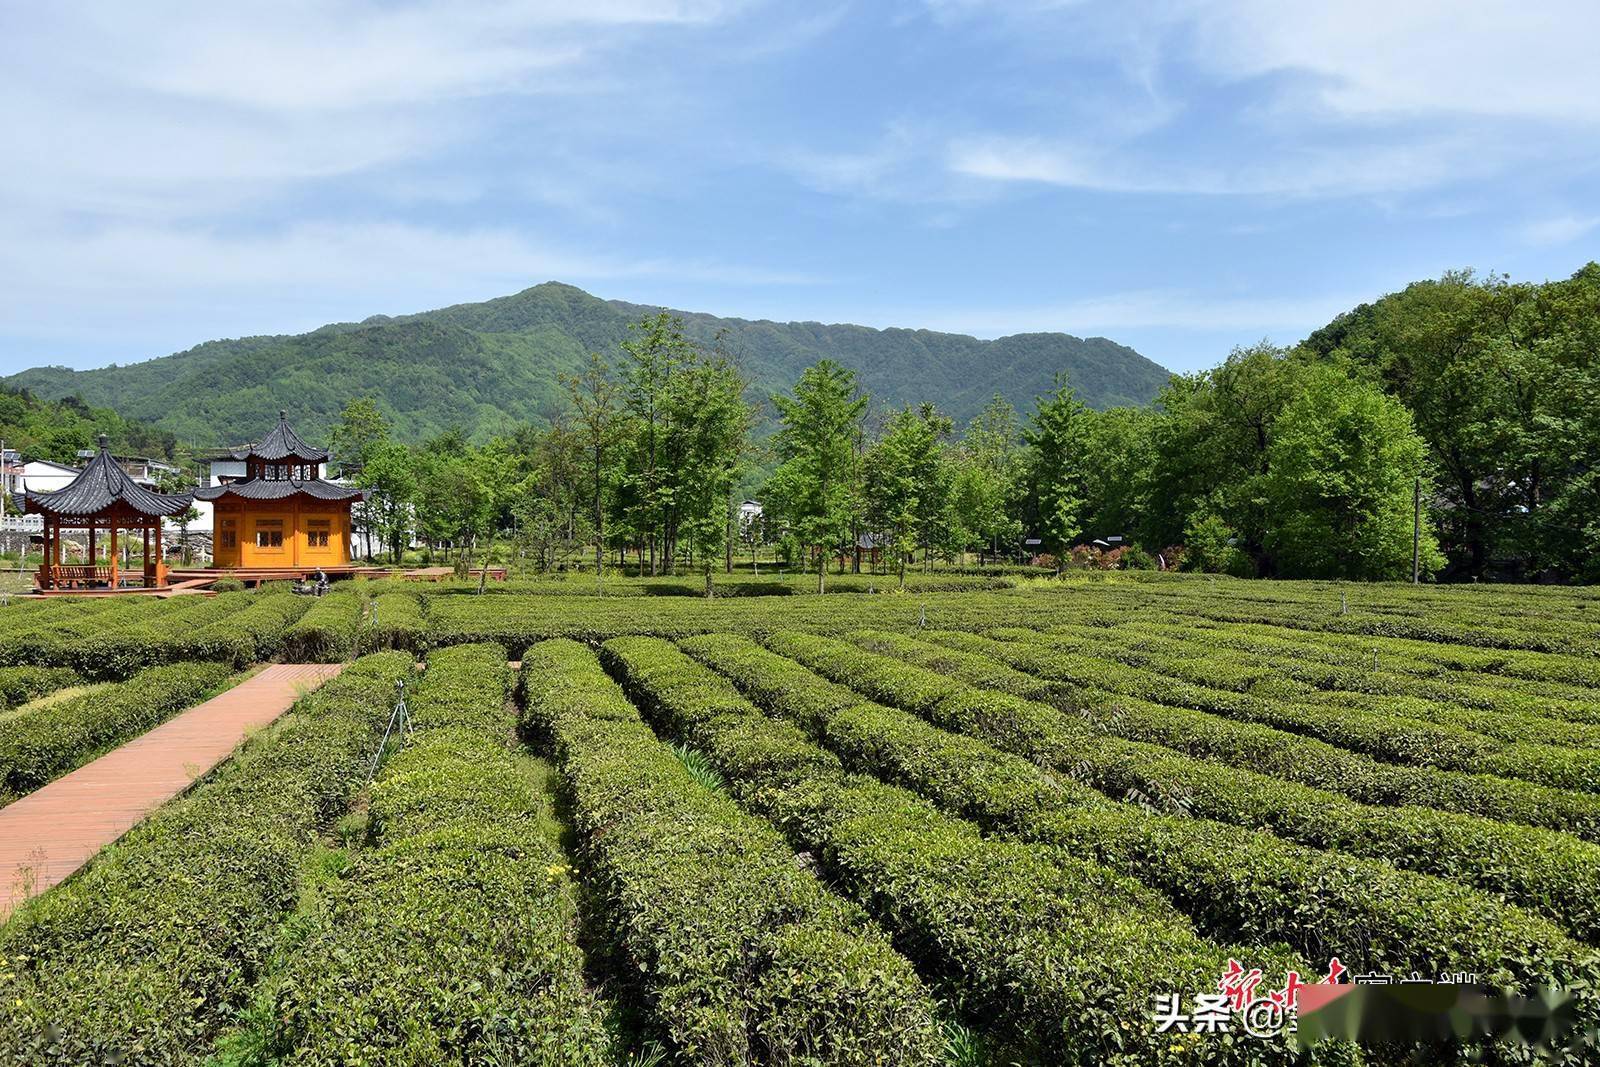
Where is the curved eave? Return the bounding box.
[194,479,366,503]
[22,487,195,520]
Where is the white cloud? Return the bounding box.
[0,220,819,353]
[946,133,1498,198]
[1516,215,1600,246]
[930,1,1600,201]
[1183,1,1600,124]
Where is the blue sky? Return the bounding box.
[2,1,1597,378]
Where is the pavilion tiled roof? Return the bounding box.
[193,478,365,502]
[222,411,331,463]
[21,436,194,519]
[254,412,329,462]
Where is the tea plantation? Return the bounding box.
[0,574,1596,1065]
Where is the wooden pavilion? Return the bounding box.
[193,411,366,571]
[23,436,195,591]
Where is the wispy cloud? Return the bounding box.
[1516,215,1600,246]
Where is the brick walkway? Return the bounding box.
[0,663,344,920]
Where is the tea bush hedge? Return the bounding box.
[599,636,1310,1066]
[520,639,945,1066]
[0,652,413,1064]
[0,661,233,803]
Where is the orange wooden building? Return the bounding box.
[194,412,365,570]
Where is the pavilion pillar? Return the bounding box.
[88,525,97,564]
[153,523,165,587]
[143,527,150,585]
[109,525,119,589]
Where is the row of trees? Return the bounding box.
[327,314,1449,590]
[332,314,753,595]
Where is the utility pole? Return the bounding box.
[1412,475,1421,584]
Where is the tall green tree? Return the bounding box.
[661,356,752,597]
[1022,375,1090,569]
[618,312,695,575]
[328,397,390,479]
[948,395,1023,564]
[769,360,868,593]
[1146,343,1309,573]
[562,352,622,580]
[1263,365,1444,579]
[357,441,418,563]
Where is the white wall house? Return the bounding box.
[19,458,82,495]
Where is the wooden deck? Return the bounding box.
[0,663,344,920]
[166,565,393,588]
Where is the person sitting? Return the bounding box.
[314,567,329,596]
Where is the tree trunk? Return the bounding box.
[817,547,826,594]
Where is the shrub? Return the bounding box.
[283,590,367,662]
[925,630,1600,841]
[599,636,1304,1065]
[840,628,1600,945]
[211,577,246,593]
[233,644,612,1063]
[174,592,314,666]
[704,633,1599,995]
[521,639,945,1065]
[0,653,414,1063]
[0,666,80,710]
[366,592,428,654]
[0,661,234,802]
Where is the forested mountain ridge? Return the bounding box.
[0,386,179,466]
[4,282,1169,446]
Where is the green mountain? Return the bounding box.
[4,282,1170,446]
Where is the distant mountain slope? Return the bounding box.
[4,283,1170,446]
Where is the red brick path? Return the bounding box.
[0,663,344,920]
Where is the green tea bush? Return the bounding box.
[698,633,1598,993]
[837,629,1600,944]
[0,661,233,802]
[0,666,80,709]
[174,592,314,665]
[521,639,945,1066]
[599,636,1309,1066]
[366,591,428,654]
[0,653,413,1063]
[235,644,612,1063]
[283,590,367,662]
[925,630,1600,840]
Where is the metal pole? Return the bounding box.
[1412,476,1421,584]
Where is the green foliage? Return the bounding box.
[0,666,80,709]
[1307,265,1600,580]
[600,635,1305,1065]
[0,661,231,802]
[754,631,1598,998]
[864,404,953,584]
[227,645,613,1064]
[1263,365,1443,579]
[284,589,368,662]
[0,385,177,466]
[1021,374,1089,559]
[768,360,868,590]
[0,653,413,1062]
[521,638,945,1064]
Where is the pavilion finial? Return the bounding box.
[279,409,288,421]
[97,433,110,450]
